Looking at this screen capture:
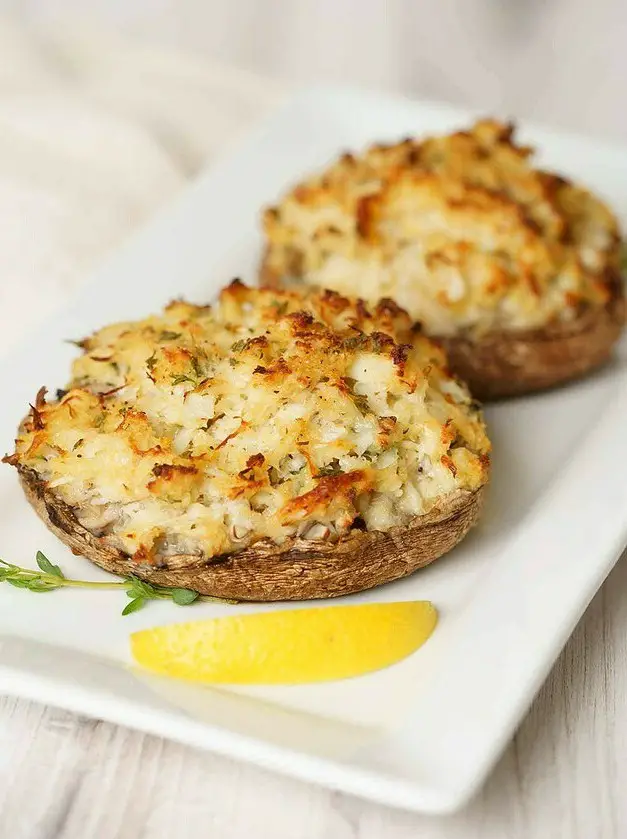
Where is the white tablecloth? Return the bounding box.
[0,19,284,354]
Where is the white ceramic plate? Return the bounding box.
[1,86,626,815]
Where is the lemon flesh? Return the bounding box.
[130,600,437,685]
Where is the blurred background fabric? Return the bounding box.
[7,0,627,140]
[1,0,626,352]
[0,17,283,353]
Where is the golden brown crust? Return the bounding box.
[260,117,626,399]
[7,281,490,563]
[262,253,625,400]
[436,282,625,399]
[18,466,484,601]
[262,120,623,338]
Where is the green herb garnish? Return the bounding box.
[343,335,364,351]
[171,374,197,387]
[0,552,236,615]
[316,459,342,478]
[170,355,205,387]
[159,331,182,342]
[352,393,371,415]
[191,355,204,379]
[342,377,370,416]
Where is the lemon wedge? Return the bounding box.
[130,600,437,685]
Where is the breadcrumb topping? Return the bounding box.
[7,282,489,565]
[263,119,621,336]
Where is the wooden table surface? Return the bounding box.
[1,19,627,839]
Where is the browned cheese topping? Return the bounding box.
[7,282,490,565]
[263,119,621,337]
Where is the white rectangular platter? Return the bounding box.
[1,86,626,814]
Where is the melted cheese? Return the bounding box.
[263,119,621,336]
[9,282,490,565]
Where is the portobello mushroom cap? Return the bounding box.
[5,282,490,600]
[18,466,484,601]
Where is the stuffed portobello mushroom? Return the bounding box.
[261,119,625,399]
[5,282,490,601]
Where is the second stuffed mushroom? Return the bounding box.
[261,119,625,398]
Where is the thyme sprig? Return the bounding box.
[0,552,235,615]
